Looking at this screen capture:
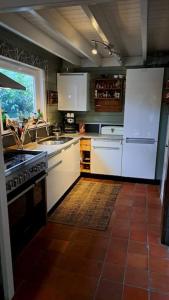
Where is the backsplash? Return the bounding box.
[73,67,126,125]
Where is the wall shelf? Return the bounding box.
[94,77,124,112]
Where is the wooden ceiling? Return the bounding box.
[0,0,169,67]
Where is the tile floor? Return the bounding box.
[13,179,169,300]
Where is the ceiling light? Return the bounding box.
[91,42,98,55]
[91,40,113,56]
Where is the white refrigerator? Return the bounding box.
[160,116,169,202]
[122,68,164,179]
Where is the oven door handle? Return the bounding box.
[8,184,35,206]
[35,174,47,184]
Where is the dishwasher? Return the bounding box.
[91,126,123,176]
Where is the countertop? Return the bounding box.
[8,133,123,158]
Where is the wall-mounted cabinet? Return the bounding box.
[57,73,89,111]
[94,77,124,112]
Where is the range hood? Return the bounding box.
[0,72,26,90]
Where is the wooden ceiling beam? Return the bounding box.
[0,0,111,13]
[86,4,123,63]
[28,9,101,65]
[0,13,81,65]
[81,5,109,44]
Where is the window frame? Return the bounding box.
[0,56,46,134]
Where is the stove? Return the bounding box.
[4,149,48,258]
[4,149,47,195]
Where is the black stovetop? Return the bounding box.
[4,152,35,170]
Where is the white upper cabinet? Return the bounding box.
[57,73,89,111]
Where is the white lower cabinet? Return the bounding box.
[47,141,80,212]
[47,151,64,212]
[91,139,122,176]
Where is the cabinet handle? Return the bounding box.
[49,150,62,158]
[8,184,35,205]
[93,146,120,150]
[48,160,62,172]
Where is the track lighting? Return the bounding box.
[91,41,98,55]
[91,40,114,56]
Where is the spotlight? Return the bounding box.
[92,42,98,55]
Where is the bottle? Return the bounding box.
[37,109,43,119]
[2,110,7,130]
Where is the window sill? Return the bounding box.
[1,122,50,135]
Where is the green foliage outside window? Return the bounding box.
[0,68,35,119]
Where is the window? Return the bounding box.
[0,68,36,119]
[0,57,46,133]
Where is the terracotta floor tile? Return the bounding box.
[127,253,148,270]
[106,238,128,265]
[95,279,123,300]
[12,180,166,300]
[13,271,75,300]
[150,291,169,300]
[102,262,125,283]
[111,222,130,239]
[39,223,74,240]
[114,205,131,219]
[130,229,147,243]
[150,272,169,294]
[51,250,103,277]
[132,196,147,208]
[70,274,98,300]
[115,196,133,207]
[125,268,149,289]
[48,239,70,253]
[150,244,169,258]
[123,285,149,300]
[150,257,169,275]
[71,229,93,241]
[106,247,127,265]
[128,241,148,255]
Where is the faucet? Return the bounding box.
[35,119,49,141]
[7,125,23,149]
[20,123,32,145]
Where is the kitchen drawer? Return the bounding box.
[48,151,62,170]
[92,138,122,148]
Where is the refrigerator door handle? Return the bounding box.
[126,138,156,144]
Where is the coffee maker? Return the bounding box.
[63,112,76,133]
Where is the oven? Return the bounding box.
[4,150,47,259]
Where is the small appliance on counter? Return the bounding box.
[63,112,76,133]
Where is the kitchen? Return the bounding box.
[0,1,169,300]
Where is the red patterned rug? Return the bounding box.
[49,178,121,231]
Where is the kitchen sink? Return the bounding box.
[38,136,73,145]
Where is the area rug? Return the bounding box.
[49,178,121,231]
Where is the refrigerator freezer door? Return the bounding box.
[124,68,164,139]
[122,140,158,179]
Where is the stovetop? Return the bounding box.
[4,150,48,194]
[4,150,47,175]
[4,152,35,170]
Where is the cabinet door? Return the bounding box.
[57,73,88,111]
[91,140,122,175]
[122,140,157,179]
[62,142,80,190]
[47,153,64,212]
[72,140,80,181]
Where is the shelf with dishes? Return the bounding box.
[94,77,124,112]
